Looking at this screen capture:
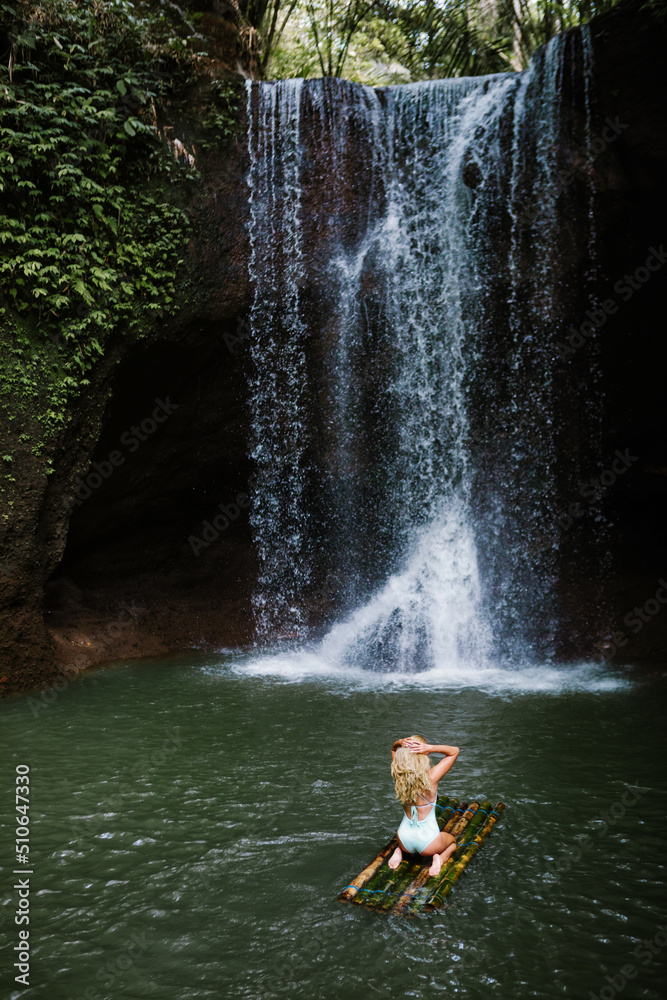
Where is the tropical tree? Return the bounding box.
[244,0,621,81]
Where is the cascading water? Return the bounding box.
[246,80,311,639]
[245,28,602,673]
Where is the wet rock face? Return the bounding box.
[2,0,667,693]
[50,141,259,662]
[1,130,255,692]
[53,324,255,624]
[586,0,667,661]
[462,153,483,190]
[240,20,667,662]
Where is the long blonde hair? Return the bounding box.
[391,734,433,805]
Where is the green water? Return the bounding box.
[1,654,666,1000]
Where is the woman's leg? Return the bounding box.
[388,835,406,869]
[420,831,457,877]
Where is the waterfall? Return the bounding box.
[246,81,305,638]
[245,29,598,671]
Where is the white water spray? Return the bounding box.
[245,31,600,674]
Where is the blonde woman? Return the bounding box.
[389,736,460,877]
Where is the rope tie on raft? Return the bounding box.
[340,885,427,899]
[338,799,506,912]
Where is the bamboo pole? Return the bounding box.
[454,800,492,843]
[353,852,414,909]
[450,801,479,838]
[434,795,453,828]
[436,797,459,831]
[434,802,504,886]
[369,800,465,911]
[391,801,492,916]
[447,799,491,849]
[338,837,397,902]
[437,799,459,830]
[341,798,504,915]
[341,797,450,904]
[373,856,423,912]
[388,861,435,915]
[351,843,422,907]
[424,802,505,910]
[442,801,467,834]
[348,846,408,905]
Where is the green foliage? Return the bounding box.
[302,0,375,77]
[357,0,512,79]
[640,0,667,24]
[264,10,325,79]
[257,0,622,81]
[0,0,206,436]
[197,80,242,150]
[508,0,622,66]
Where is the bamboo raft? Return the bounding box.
[338,797,505,915]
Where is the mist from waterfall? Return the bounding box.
[245,29,601,675]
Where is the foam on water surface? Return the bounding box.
[205,645,631,695]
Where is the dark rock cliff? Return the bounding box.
[586,0,667,666]
[1,0,666,695]
[0,87,255,692]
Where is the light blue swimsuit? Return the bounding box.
[397,792,440,854]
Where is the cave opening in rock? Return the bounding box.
[45,322,257,652]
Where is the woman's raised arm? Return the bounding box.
[403,739,459,782]
[429,745,459,782]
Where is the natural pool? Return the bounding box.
[2,653,666,1000]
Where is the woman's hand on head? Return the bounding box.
[403,739,431,755]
